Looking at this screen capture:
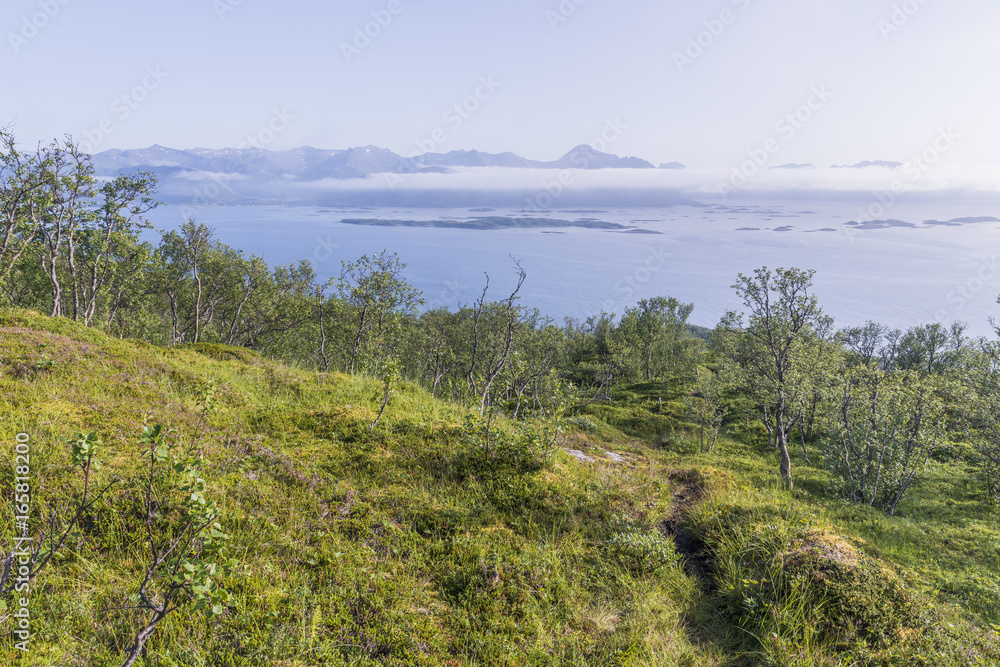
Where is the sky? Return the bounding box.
[3,0,1000,171]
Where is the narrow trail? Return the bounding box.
[659,469,713,585]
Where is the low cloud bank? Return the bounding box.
[153,164,1000,207]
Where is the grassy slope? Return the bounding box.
[0,310,998,666]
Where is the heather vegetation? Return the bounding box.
[2,134,1000,665]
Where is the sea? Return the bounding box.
[144,197,1000,338]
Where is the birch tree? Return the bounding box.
[722,267,832,489]
[826,367,944,515]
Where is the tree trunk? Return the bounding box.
[193,262,203,344]
[798,412,811,464]
[349,305,369,374]
[121,610,165,667]
[806,393,818,439]
[778,430,793,490]
[68,232,81,320]
[48,260,62,317]
[317,297,329,371]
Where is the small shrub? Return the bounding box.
[603,530,680,575]
[564,415,598,434]
[459,415,550,478]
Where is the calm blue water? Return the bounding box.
[144,198,1000,337]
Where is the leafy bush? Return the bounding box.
[564,415,599,434]
[603,530,680,575]
[823,368,945,515]
[458,415,551,478]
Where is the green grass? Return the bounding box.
[1,311,998,665]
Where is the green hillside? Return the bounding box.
[1,309,998,666]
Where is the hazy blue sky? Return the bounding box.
[3,0,998,169]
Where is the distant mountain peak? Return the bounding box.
[552,145,655,169]
[564,143,604,155]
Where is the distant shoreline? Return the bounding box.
[335,216,635,231]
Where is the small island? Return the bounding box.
[618,228,663,235]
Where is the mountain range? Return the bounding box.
[91,144,908,182]
[90,144,681,182]
[88,145,910,208]
[88,144,701,207]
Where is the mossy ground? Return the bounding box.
[0,311,998,666]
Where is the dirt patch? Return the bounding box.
[664,468,705,513]
[659,468,713,583]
